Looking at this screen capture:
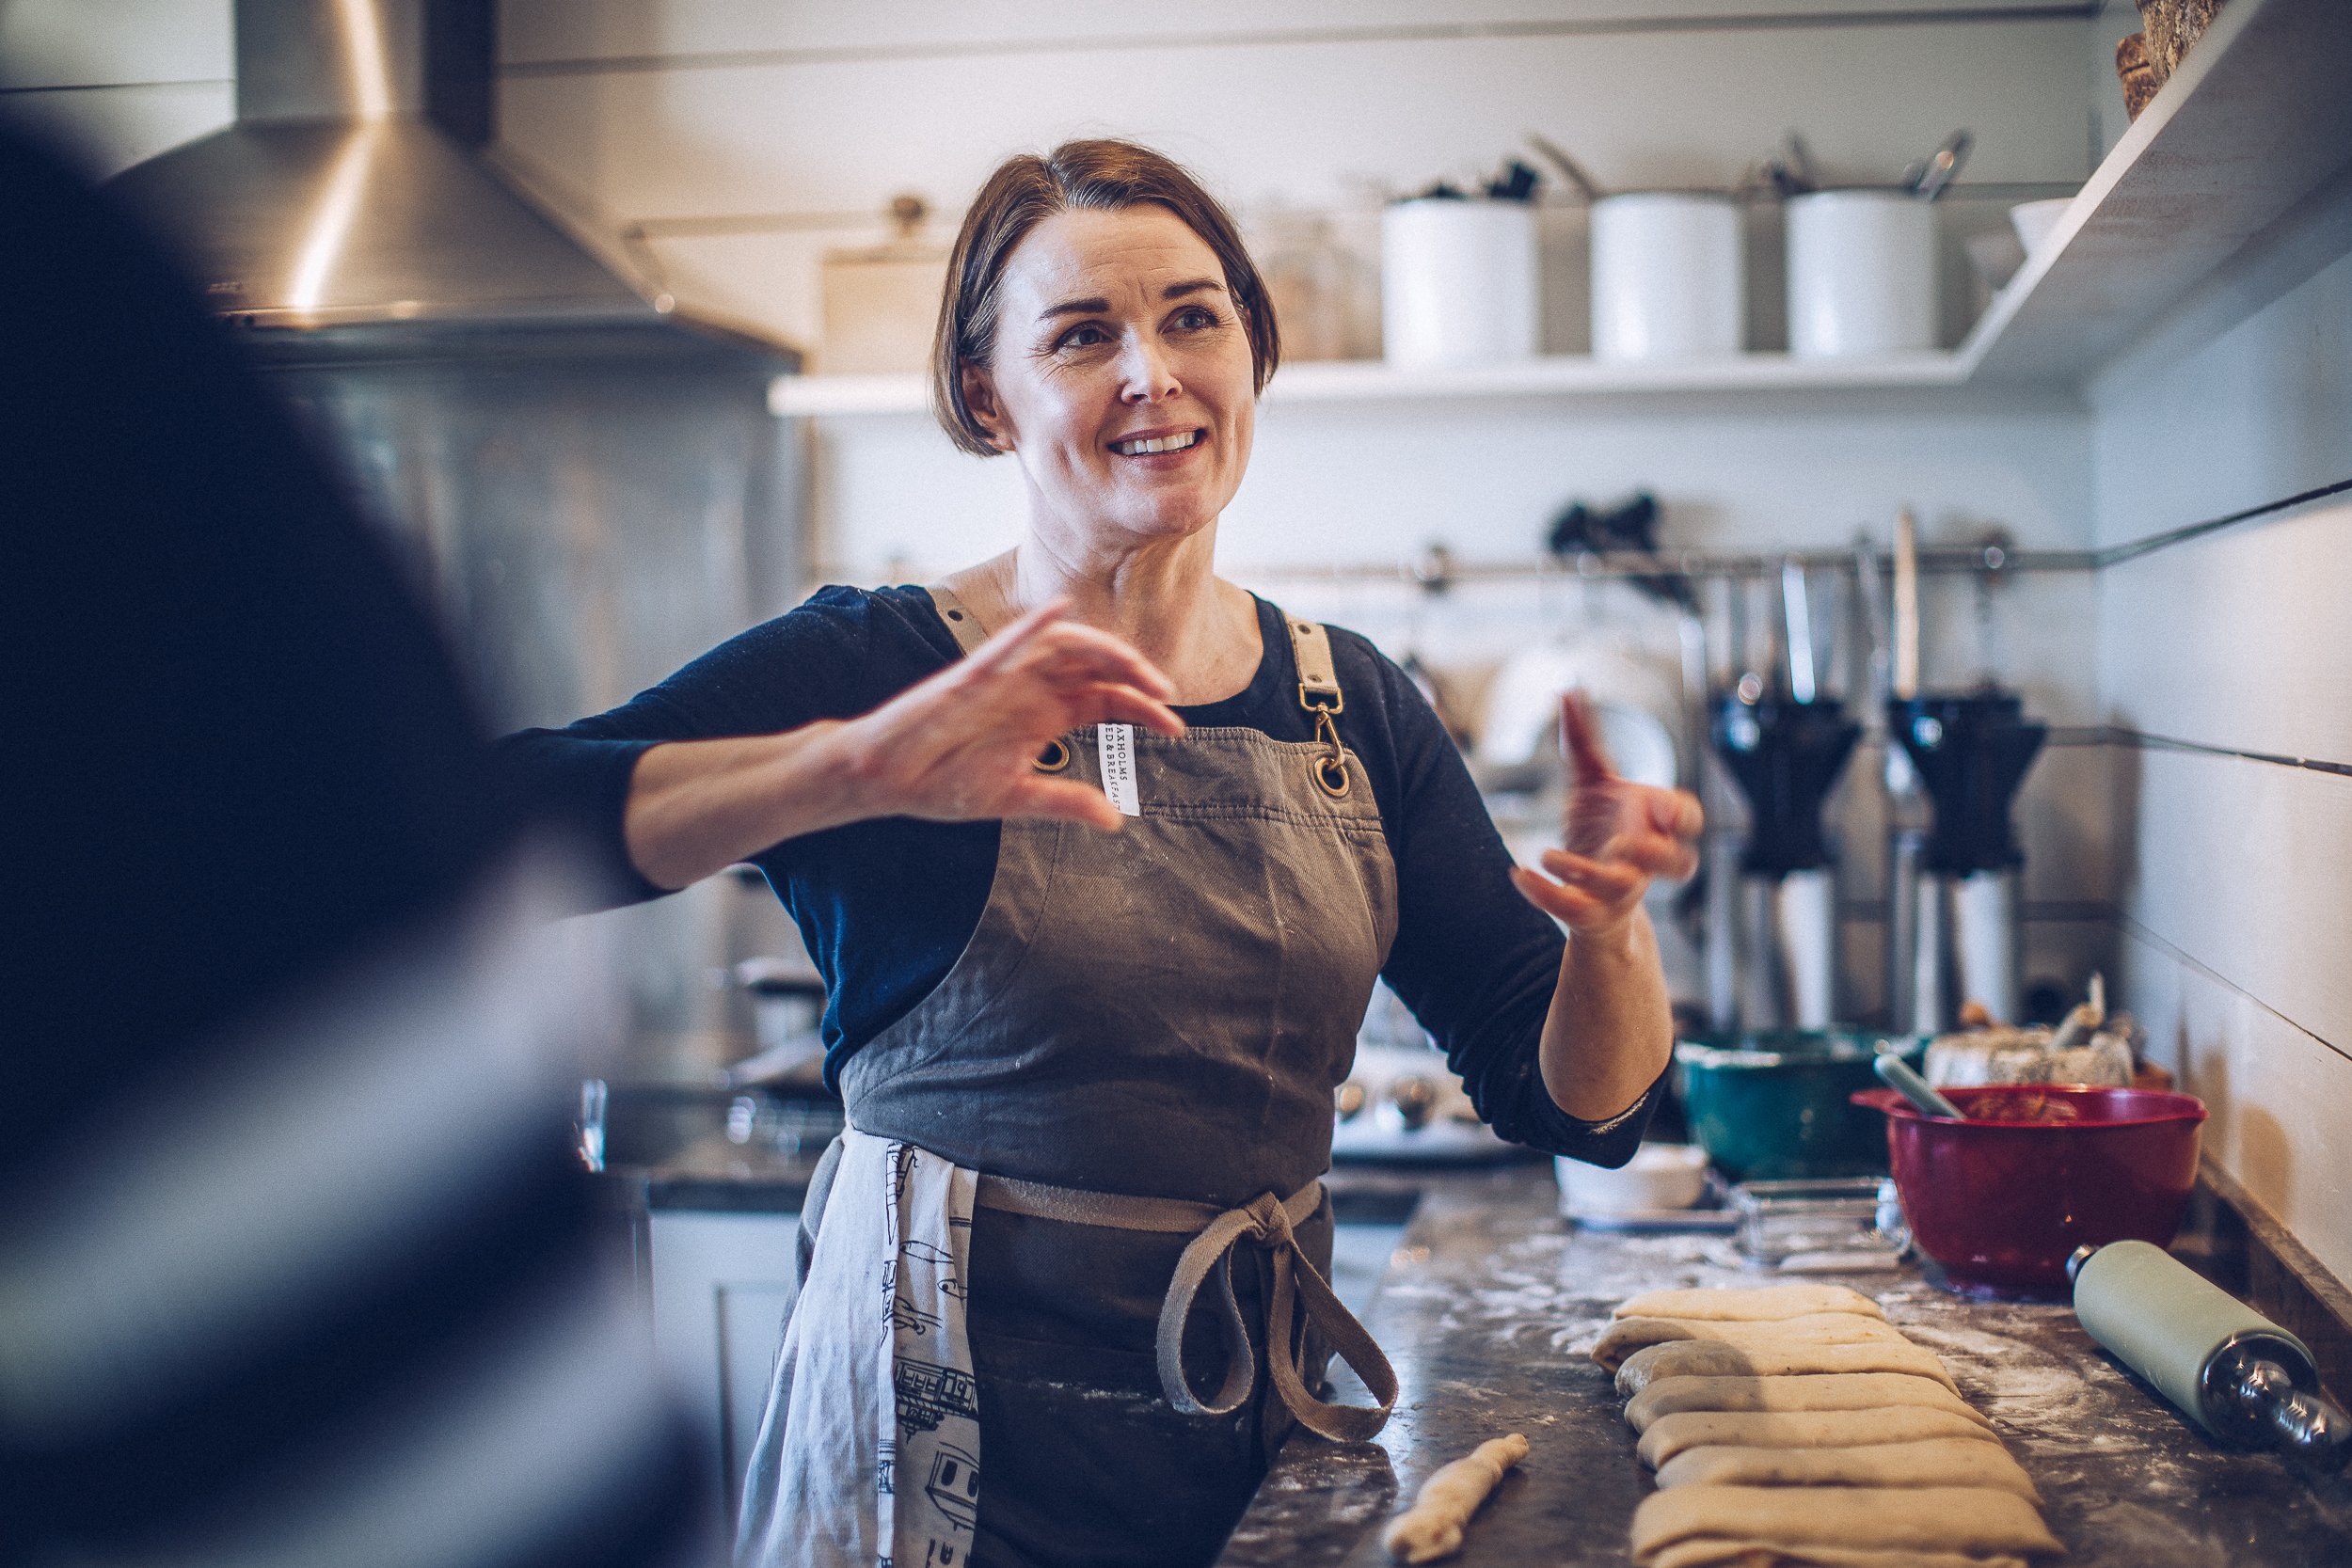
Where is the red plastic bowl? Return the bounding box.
[1851,1085,2207,1295]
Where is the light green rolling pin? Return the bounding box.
[2070,1239,2349,1463]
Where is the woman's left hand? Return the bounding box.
[1510,692,1703,938]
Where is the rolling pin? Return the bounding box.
[2070,1240,2350,1463]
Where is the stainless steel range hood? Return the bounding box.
[108,0,783,364]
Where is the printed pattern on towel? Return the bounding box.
[880,1141,982,1566]
[731,1130,980,1568]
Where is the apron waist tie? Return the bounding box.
[974,1173,1399,1444]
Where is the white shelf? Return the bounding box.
[1955,0,2352,384]
[770,0,2351,420]
[767,351,1966,415]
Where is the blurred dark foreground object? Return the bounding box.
[0,123,705,1566]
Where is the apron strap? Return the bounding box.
[925,584,992,657]
[1281,614,1356,800]
[974,1174,1400,1443]
[1283,614,1343,713]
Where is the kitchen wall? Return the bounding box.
[487,0,2115,1019]
[15,0,2349,1285]
[10,0,2119,1023]
[2089,162,2352,1287]
[0,0,232,176]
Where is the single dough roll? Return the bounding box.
[1615,1338,1960,1398]
[1638,1406,1999,1468]
[1625,1373,1991,1433]
[1648,1542,2028,1568]
[1656,1437,2041,1502]
[1592,1312,1911,1372]
[1629,1485,2062,1564]
[1380,1432,1528,1563]
[1613,1285,1885,1323]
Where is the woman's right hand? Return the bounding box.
[835,597,1184,832]
[623,600,1181,889]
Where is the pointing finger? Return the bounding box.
[1559,689,1620,787]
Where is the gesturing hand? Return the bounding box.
[1510,692,1703,937]
[840,597,1185,832]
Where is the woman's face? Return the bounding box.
[967,204,1257,554]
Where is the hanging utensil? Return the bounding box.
[1883,511,1935,1032]
[1485,158,1541,203]
[1524,132,1605,203]
[1781,559,1817,704]
[1891,509,1920,700]
[1906,129,1973,201]
[1783,132,1822,196]
[2044,971,2107,1053]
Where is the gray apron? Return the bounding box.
[737,593,1400,1568]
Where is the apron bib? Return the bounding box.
[737,594,1400,1568]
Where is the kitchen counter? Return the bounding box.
[1219,1163,2352,1566]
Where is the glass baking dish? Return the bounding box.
[1730,1176,1911,1270]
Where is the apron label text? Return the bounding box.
[1097,723,1141,817]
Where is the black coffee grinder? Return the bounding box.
[1890,691,2044,1028]
[1708,564,1860,1030]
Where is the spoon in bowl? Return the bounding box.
[1874,1050,1967,1118]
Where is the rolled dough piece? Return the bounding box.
[1638,1406,1999,1468]
[1379,1432,1528,1563]
[1648,1542,2027,1568]
[1656,1437,2040,1502]
[1613,1284,1885,1323]
[1615,1338,1959,1398]
[1625,1373,1991,1433]
[1629,1485,2062,1564]
[1592,1312,1911,1372]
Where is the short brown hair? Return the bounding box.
[931,139,1280,457]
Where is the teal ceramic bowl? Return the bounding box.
[1675,1031,1927,1181]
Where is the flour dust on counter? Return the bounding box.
[1215,1169,2352,1568]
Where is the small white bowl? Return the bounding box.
[2008,198,2074,260]
[1557,1142,1709,1214]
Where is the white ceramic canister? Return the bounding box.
[1589,191,1743,362]
[1379,198,1540,368]
[1786,189,1937,357]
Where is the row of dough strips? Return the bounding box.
[1597,1281,2065,1568]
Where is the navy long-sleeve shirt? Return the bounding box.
[498,585,1659,1161]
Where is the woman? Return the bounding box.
[503,139,1700,1568]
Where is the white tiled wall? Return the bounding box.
[2093,181,2352,1275]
